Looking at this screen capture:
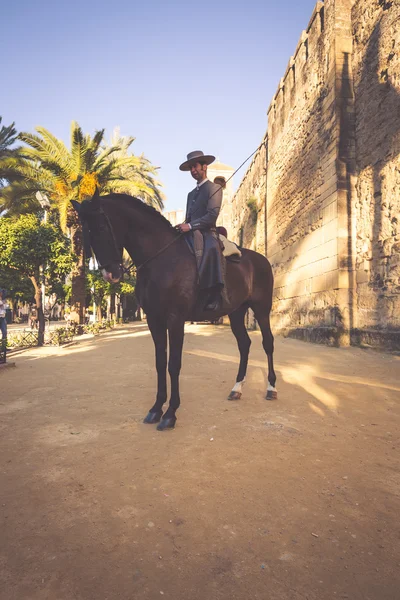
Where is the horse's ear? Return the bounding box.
[92,187,101,208]
[70,200,81,214]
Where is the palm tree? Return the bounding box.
[0,121,163,322]
[103,127,164,209]
[0,117,20,191]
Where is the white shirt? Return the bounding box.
[0,300,8,318]
[196,177,208,191]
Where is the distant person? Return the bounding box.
[70,306,80,324]
[30,305,38,329]
[0,290,8,339]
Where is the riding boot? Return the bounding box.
[204,286,222,312]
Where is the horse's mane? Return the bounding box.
[103,193,177,232]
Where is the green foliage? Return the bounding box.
[0,267,33,303]
[6,330,38,349]
[1,121,164,225]
[0,214,74,281]
[83,319,114,335]
[246,196,258,213]
[6,326,75,349]
[83,321,103,335]
[0,117,20,191]
[119,280,135,295]
[101,127,164,210]
[49,327,74,345]
[118,271,136,295]
[0,122,162,322]
[63,283,72,302]
[0,117,18,155]
[86,269,136,304]
[246,196,258,224]
[86,269,112,303]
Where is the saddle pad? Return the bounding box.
[219,235,242,258]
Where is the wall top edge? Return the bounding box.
[267,1,324,114]
[232,133,268,200]
[306,1,324,35]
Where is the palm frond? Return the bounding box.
[70,122,86,175]
[84,129,105,171]
[93,145,123,171]
[0,181,44,215]
[35,126,70,164]
[58,193,76,232]
[102,178,164,210]
[0,117,19,153]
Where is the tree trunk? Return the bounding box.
[110,292,116,321]
[30,275,45,346]
[13,300,18,321]
[70,224,86,325]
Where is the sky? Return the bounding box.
[3,0,317,212]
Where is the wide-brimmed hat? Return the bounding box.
[179,150,215,171]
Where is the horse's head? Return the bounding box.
[71,189,123,284]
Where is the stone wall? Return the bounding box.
[351,0,400,337]
[222,0,400,348]
[267,0,350,344]
[228,136,267,255]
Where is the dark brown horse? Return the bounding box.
[72,191,277,430]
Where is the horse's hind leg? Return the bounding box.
[228,304,251,400]
[250,303,277,400]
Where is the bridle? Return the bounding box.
[82,204,184,276]
[81,206,124,273]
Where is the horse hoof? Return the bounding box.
[266,390,278,401]
[143,410,163,424]
[228,391,242,401]
[157,416,176,431]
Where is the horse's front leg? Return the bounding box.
[143,315,167,424]
[157,315,185,431]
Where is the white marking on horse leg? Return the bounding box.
[266,383,278,400]
[232,378,246,394]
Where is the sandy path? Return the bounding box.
[0,323,399,600]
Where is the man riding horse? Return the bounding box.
[70,153,277,430]
[176,150,224,312]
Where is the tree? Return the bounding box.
[0,215,74,345]
[86,270,111,322]
[0,117,20,193]
[0,122,163,322]
[103,128,164,209]
[86,268,136,322]
[0,267,33,316]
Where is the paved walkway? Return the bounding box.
[0,323,399,600]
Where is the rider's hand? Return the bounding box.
[177,223,192,233]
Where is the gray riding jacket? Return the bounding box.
[185,180,222,231]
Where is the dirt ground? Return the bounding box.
[0,323,399,600]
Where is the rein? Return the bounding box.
[95,141,267,275]
[186,140,267,221]
[128,233,184,274]
[130,141,266,273]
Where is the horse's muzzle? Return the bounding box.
[101,266,122,284]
